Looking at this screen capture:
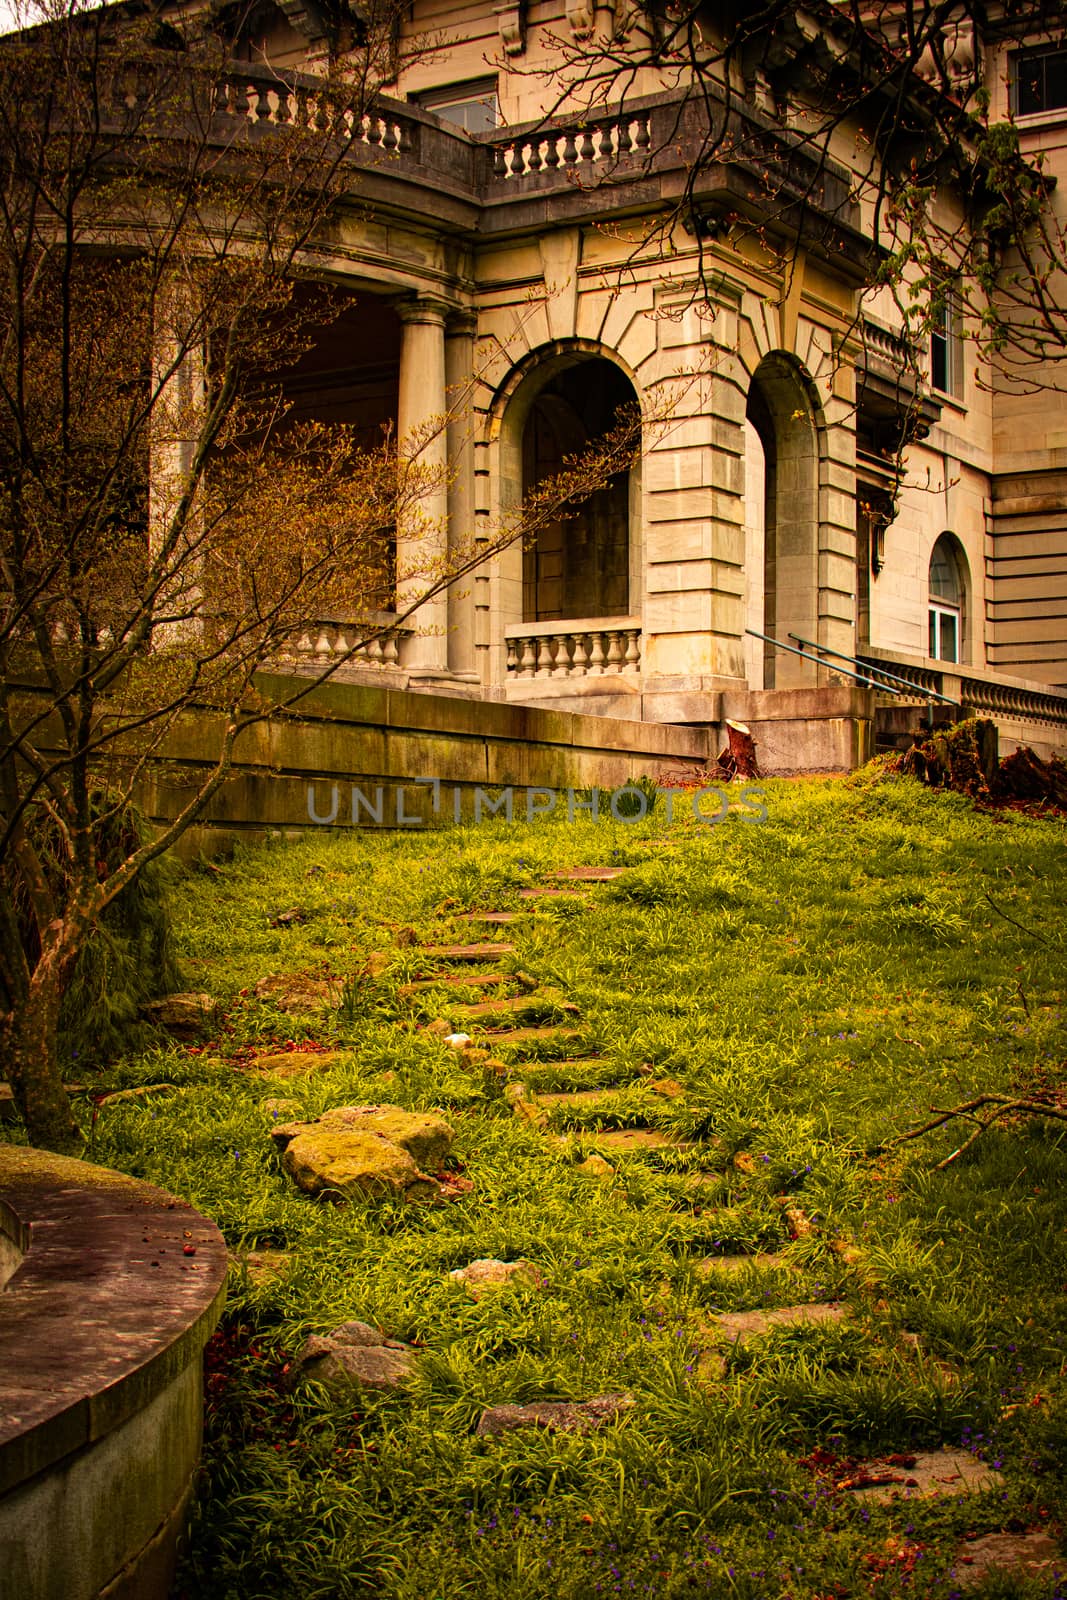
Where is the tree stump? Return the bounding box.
[717,720,760,780]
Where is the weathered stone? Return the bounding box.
[577,1155,615,1181]
[282,1129,439,1200]
[488,1025,584,1045]
[504,1083,549,1129]
[845,1448,1004,1502]
[461,995,577,1019]
[141,992,218,1038]
[648,1077,685,1100]
[476,1393,632,1436]
[459,911,523,924]
[400,972,516,996]
[449,1258,539,1297]
[251,1050,349,1079]
[254,972,344,1013]
[586,1128,685,1150]
[550,866,627,881]
[418,942,514,961]
[272,1104,452,1168]
[330,1319,385,1347]
[263,1098,303,1120]
[305,1343,415,1392]
[229,1248,292,1285]
[953,1531,1062,1587]
[712,1301,846,1342]
[698,1252,791,1275]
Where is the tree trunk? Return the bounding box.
[717,720,761,780]
[8,946,82,1154]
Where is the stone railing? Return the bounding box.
[488,111,653,180]
[861,317,917,369]
[860,652,1067,727]
[284,615,407,672]
[505,619,641,679]
[0,1145,227,1599]
[212,68,417,156]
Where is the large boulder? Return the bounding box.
[271,1104,453,1169]
[297,1320,415,1392]
[254,973,344,1013]
[282,1128,439,1200]
[476,1394,632,1436]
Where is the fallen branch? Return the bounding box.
[888,1093,1067,1169]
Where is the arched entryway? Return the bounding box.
[928,532,968,663]
[520,357,637,622]
[743,354,821,689]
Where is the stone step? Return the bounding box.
[484,1025,585,1046]
[459,995,579,1020]
[697,1252,792,1276]
[458,911,525,925]
[583,1128,689,1151]
[417,943,515,962]
[840,1448,1003,1502]
[518,886,584,900]
[550,866,628,881]
[711,1302,846,1343]
[537,1088,628,1108]
[398,972,517,997]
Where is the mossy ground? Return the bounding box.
[9,773,1067,1599]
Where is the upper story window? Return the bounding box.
[929,286,963,398]
[415,78,499,133]
[1011,45,1067,117]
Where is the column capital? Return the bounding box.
[445,309,478,338]
[395,294,452,327]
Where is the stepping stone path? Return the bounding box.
[259,858,1031,1567]
[249,1049,349,1079]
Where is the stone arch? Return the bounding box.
[744,351,824,689]
[492,341,643,636]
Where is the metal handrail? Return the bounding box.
[744,629,900,693]
[787,633,958,705]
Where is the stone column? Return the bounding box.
[148,278,207,649]
[445,312,479,679]
[396,297,450,676]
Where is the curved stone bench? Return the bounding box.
[0,1146,227,1600]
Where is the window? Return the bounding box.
[1011,46,1067,117]
[415,78,498,133]
[929,286,963,397]
[928,533,965,663]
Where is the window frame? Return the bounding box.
[1010,44,1067,118]
[929,283,964,400]
[414,77,499,133]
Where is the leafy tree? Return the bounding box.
[0,0,641,1150]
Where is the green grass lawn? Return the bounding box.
[21,772,1067,1598]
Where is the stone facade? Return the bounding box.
[165,0,1067,764]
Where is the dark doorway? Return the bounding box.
[522,359,634,622]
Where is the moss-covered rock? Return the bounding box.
[281,1128,439,1200]
[271,1104,453,1169]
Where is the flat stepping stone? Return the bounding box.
[585,1128,686,1151]
[418,943,514,961]
[486,1025,584,1044]
[518,886,585,900]
[537,1088,628,1108]
[698,1252,792,1275]
[229,1248,292,1285]
[476,1394,633,1437]
[459,911,524,924]
[249,1049,349,1079]
[448,1258,540,1297]
[461,995,579,1019]
[953,1531,1062,1587]
[712,1302,846,1342]
[843,1448,1003,1501]
[254,974,343,1013]
[399,973,516,996]
[550,867,628,881]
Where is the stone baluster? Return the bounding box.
[553,634,572,676]
[519,637,536,676]
[506,638,519,675]
[605,630,624,672]
[535,637,554,676]
[382,635,399,668]
[623,629,640,673]
[571,633,589,674]
[314,626,333,664]
[587,631,605,674]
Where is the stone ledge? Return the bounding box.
[0,1145,226,1500]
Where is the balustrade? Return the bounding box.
[489,113,651,181]
[505,622,641,679]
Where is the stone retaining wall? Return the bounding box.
[0,1147,227,1600]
